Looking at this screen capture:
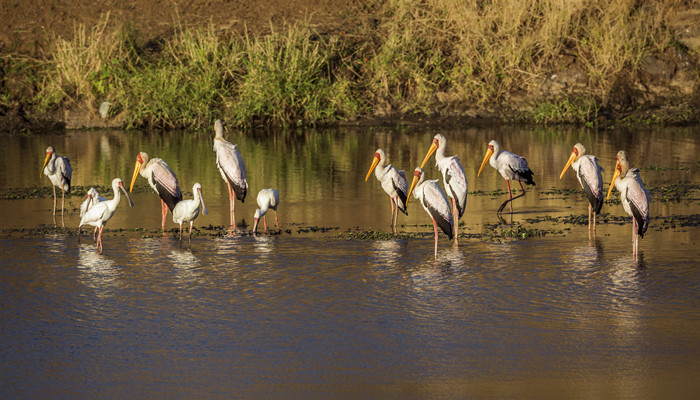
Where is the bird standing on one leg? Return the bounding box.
[172,183,208,245]
[606,150,650,257]
[213,119,247,229]
[129,152,182,232]
[253,188,280,234]
[41,146,73,227]
[419,134,467,245]
[559,143,604,233]
[365,149,408,234]
[477,140,535,214]
[407,167,453,259]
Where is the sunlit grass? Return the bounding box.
[5,0,685,128]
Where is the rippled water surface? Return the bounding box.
[1,125,699,398]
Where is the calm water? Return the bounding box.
[1,126,699,398]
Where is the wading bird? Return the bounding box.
[477,140,535,214]
[606,150,650,257]
[365,149,408,233]
[40,146,73,227]
[559,143,604,232]
[213,119,247,228]
[173,183,208,244]
[420,134,467,245]
[407,167,453,259]
[253,188,280,234]
[129,152,182,231]
[78,178,133,254]
[80,187,107,240]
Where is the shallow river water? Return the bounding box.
[1,125,699,398]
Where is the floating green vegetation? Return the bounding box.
[481,221,560,243]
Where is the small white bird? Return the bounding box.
[213,120,247,228]
[253,188,280,234]
[607,150,650,257]
[172,183,208,244]
[80,187,107,241]
[420,134,468,245]
[478,140,535,214]
[407,167,453,259]
[41,146,73,227]
[365,149,408,233]
[560,143,604,232]
[78,178,134,254]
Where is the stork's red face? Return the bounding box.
[374,151,381,159]
[573,147,579,156]
[136,153,144,164]
[414,169,421,177]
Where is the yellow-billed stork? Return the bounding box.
[365,149,408,233]
[40,146,73,227]
[129,151,183,231]
[477,140,535,214]
[407,167,453,259]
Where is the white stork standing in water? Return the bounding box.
[607,150,650,257]
[477,140,535,214]
[213,119,247,228]
[253,188,280,234]
[420,133,467,245]
[80,187,107,241]
[365,149,408,234]
[407,167,453,259]
[78,178,133,254]
[40,146,73,227]
[559,143,604,232]
[173,183,208,244]
[129,151,183,231]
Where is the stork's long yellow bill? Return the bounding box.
[129,160,142,192]
[559,151,577,180]
[606,161,622,200]
[477,148,494,177]
[40,152,51,179]
[407,174,420,202]
[420,142,438,169]
[365,156,381,182]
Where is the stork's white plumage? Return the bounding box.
[420,134,467,244]
[477,140,535,214]
[607,150,650,257]
[213,119,247,228]
[129,151,183,231]
[173,183,208,244]
[80,187,108,241]
[365,149,408,233]
[41,146,73,227]
[560,143,604,232]
[253,188,280,234]
[78,178,134,254]
[407,167,453,259]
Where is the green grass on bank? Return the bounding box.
[0,0,689,129]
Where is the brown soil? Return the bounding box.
[0,0,360,55]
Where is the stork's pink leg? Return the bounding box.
[97,225,104,254]
[188,222,193,244]
[431,216,439,259]
[263,215,268,232]
[52,185,57,226]
[226,181,235,227]
[61,188,66,227]
[389,197,395,228]
[275,210,280,232]
[452,197,459,246]
[160,199,168,232]
[588,203,592,231]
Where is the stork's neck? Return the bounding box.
[374,161,390,179]
[435,141,447,162]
